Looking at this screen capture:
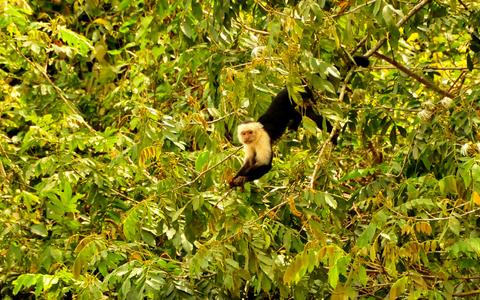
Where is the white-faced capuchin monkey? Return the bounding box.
[228,56,369,188]
[228,86,337,188]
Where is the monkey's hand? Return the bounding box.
[229,176,247,188]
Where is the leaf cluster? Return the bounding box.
[1,0,480,299]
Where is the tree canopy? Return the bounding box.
[1,0,480,299]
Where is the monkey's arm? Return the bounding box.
[230,162,272,187]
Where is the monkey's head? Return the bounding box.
[237,122,263,145]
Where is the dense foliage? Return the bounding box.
[1,0,480,298]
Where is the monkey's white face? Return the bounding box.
[239,129,257,144]
[237,122,264,145]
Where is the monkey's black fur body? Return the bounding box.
[353,56,370,68]
[258,87,334,143]
[233,154,273,184]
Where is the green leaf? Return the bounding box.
[323,192,337,209]
[284,252,310,284]
[447,238,480,257]
[192,2,203,20]
[328,263,339,288]
[13,274,38,295]
[439,176,457,195]
[195,151,210,172]
[448,217,461,236]
[181,17,195,39]
[356,223,377,248]
[118,0,130,10]
[389,276,408,299]
[73,237,107,277]
[302,116,318,135]
[31,223,48,237]
[225,258,239,269]
[57,26,93,56]
[373,0,382,15]
[358,265,367,286]
[389,126,397,147]
[398,198,435,212]
[311,75,336,93]
[372,210,388,227]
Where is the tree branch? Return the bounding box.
[373,52,455,98]
[372,66,480,71]
[365,0,433,58]
[356,0,455,98]
[453,290,480,298]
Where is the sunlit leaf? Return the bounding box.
[356,223,377,248]
[31,223,48,237]
[472,191,480,206]
[389,276,408,299]
[328,264,339,288]
[57,26,93,57]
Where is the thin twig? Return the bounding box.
[207,112,237,124]
[414,207,480,222]
[333,0,376,17]
[308,65,355,188]
[386,205,480,222]
[236,21,270,35]
[213,188,234,208]
[254,0,290,17]
[13,45,94,132]
[457,0,470,11]
[448,70,467,94]
[177,146,243,189]
[379,105,420,112]
[250,196,291,224]
[309,126,337,189]
[338,69,354,102]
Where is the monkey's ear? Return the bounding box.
[240,118,255,125]
[353,56,370,67]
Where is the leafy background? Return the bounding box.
[1,0,480,299]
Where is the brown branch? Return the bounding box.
[365,0,433,58]
[457,0,470,11]
[333,0,377,17]
[338,69,354,102]
[373,52,455,99]
[350,0,454,100]
[372,66,480,71]
[352,36,369,55]
[453,290,480,298]
[448,70,467,94]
